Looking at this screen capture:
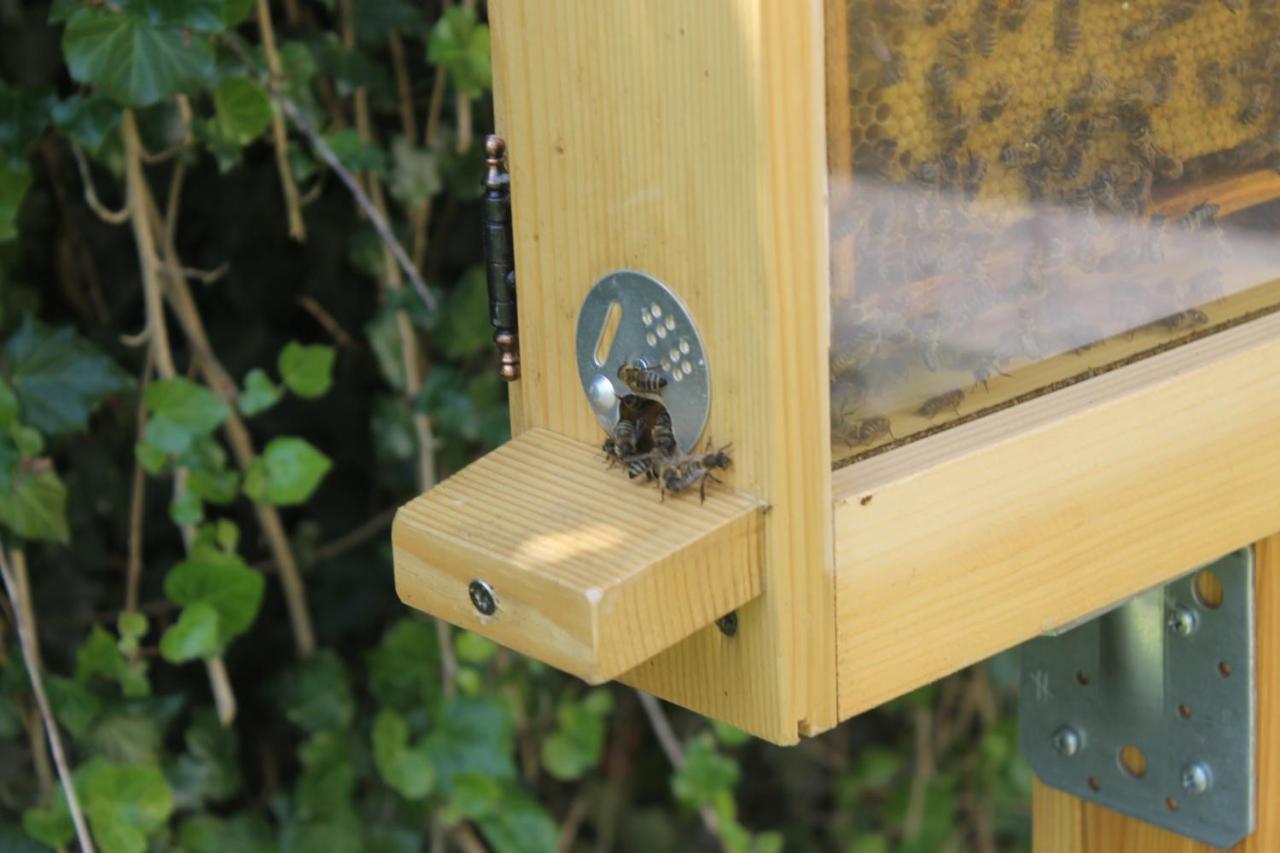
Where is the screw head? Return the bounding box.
[1181,761,1212,794]
[1167,605,1199,636]
[1052,726,1082,757]
[468,579,497,616]
[716,611,738,637]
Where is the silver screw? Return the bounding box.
[1052,726,1082,757]
[1167,605,1199,636]
[468,579,497,616]
[1181,762,1212,794]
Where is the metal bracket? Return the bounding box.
[1019,548,1256,850]
[574,270,710,452]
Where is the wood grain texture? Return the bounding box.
[489,1,835,742]
[393,429,764,684]
[1032,533,1280,852]
[834,311,1280,719]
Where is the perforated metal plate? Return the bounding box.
[1020,549,1256,850]
[575,270,710,452]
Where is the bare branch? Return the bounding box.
[636,692,722,843]
[0,549,95,853]
[256,0,307,241]
[70,143,128,225]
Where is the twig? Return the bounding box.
[24,705,54,792]
[450,824,489,853]
[636,692,722,844]
[387,33,418,142]
[138,95,193,165]
[160,262,228,286]
[123,110,239,723]
[70,142,128,225]
[125,345,155,615]
[256,0,307,241]
[0,549,95,853]
[556,791,593,853]
[902,706,936,844]
[204,656,236,725]
[423,68,448,150]
[251,506,395,572]
[297,296,359,350]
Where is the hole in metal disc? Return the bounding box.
[1194,570,1224,609]
[594,301,623,368]
[1119,745,1148,779]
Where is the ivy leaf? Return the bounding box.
[0,159,31,244]
[294,729,358,819]
[171,711,242,808]
[143,378,229,455]
[214,76,273,146]
[187,467,239,504]
[389,136,441,207]
[2,315,132,436]
[0,379,17,428]
[366,619,441,713]
[540,691,612,781]
[22,795,73,850]
[427,7,491,98]
[80,758,174,853]
[322,128,387,175]
[371,709,434,799]
[352,0,421,43]
[119,0,231,32]
[278,342,335,399]
[76,625,124,682]
[423,695,515,793]
[164,552,264,645]
[283,650,354,732]
[45,675,102,737]
[438,267,492,361]
[51,93,122,159]
[62,7,216,107]
[0,463,70,543]
[0,83,55,164]
[475,795,559,853]
[169,490,204,525]
[238,368,281,416]
[242,436,331,505]
[159,601,220,662]
[117,611,148,656]
[178,813,274,853]
[671,735,740,809]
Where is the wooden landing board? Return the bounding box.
[1031,534,1280,852]
[392,428,765,684]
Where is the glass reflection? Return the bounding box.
[831,0,1280,462]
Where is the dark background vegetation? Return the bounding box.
[0,2,1031,850]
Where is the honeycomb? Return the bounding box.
[844,0,1280,203]
[829,0,1280,459]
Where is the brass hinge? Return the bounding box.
[482,135,520,382]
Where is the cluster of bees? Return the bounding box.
[831,0,1280,453]
[601,361,732,501]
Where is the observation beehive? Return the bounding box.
[393,8,1280,840]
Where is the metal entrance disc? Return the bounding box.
[1019,549,1256,850]
[575,271,710,452]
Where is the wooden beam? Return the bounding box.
[834,311,1280,719]
[393,429,764,685]
[1031,533,1280,852]
[489,0,834,742]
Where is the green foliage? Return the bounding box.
[24,758,173,853]
[161,552,264,660]
[277,341,335,399]
[62,6,216,107]
[214,76,272,145]
[540,690,611,781]
[283,649,355,733]
[242,435,332,505]
[371,709,434,799]
[238,367,281,416]
[142,378,230,454]
[428,7,491,98]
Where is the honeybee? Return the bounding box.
[618,361,667,394]
[650,410,677,455]
[830,324,883,381]
[1042,107,1071,140]
[941,30,971,78]
[1178,202,1219,230]
[941,110,972,152]
[849,416,895,446]
[1154,308,1210,332]
[963,153,988,199]
[657,444,732,502]
[1123,17,1159,43]
[1159,0,1196,27]
[972,0,998,57]
[1000,141,1041,167]
[980,81,1014,122]
[917,388,964,418]
[1152,56,1178,107]
[608,418,640,462]
[1221,0,1243,11]
[1199,62,1226,106]
[970,355,1011,391]
[927,61,954,105]
[860,21,904,88]
[1238,83,1270,125]
[1067,73,1110,113]
[1054,0,1080,54]
[1060,145,1085,181]
[924,0,957,26]
[1002,0,1035,31]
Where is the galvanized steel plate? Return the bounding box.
[575,270,710,452]
[1019,549,1256,850]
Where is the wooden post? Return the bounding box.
[1032,534,1280,852]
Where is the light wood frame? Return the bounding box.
[387,0,1280,748]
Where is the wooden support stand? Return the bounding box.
[1032,534,1280,852]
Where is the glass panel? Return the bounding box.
[828,0,1280,465]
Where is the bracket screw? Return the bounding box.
[468,579,497,616]
[716,611,738,637]
[1167,605,1199,636]
[1181,762,1212,794]
[1051,726,1082,757]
